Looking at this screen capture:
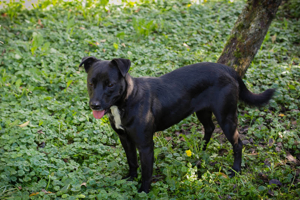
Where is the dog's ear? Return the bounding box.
[111,58,131,77]
[79,56,97,72]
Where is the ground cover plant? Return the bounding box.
[0,0,299,199]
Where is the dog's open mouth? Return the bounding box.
[92,110,106,119]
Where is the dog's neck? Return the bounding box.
[125,73,134,100]
[109,74,135,130]
[114,73,135,109]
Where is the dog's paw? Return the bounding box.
[138,180,151,193]
[228,169,241,178]
[138,186,150,193]
[229,170,236,178]
[122,174,137,181]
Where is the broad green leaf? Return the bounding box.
[113,43,118,50]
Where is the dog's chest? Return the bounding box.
[109,106,124,130]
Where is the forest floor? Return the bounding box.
[0,0,299,199]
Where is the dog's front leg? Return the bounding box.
[111,121,139,181]
[118,133,139,180]
[137,141,154,193]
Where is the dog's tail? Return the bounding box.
[237,76,275,107]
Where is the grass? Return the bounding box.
[0,0,299,199]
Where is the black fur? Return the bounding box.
[80,57,275,193]
[237,76,275,106]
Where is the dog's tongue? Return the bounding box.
[93,110,105,119]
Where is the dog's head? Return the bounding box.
[79,56,131,119]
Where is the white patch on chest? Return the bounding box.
[110,106,124,130]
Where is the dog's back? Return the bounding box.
[133,62,274,131]
[133,63,238,131]
[158,62,274,107]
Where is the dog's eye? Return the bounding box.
[108,83,114,87]
[89,82,93,86]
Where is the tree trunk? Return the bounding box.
[217,0,282,77]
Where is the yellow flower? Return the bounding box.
[186,150,192,157]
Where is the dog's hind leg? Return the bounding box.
[214,109,243,177]
[196,110,215,150]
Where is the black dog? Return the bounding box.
[79,56,275,193]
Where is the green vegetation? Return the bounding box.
[0,0,299,199]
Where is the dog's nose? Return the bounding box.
[90,101,102,110]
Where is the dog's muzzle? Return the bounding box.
[90,101,106,119]
[90,101,102,110]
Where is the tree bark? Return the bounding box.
[217,0,282,77]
